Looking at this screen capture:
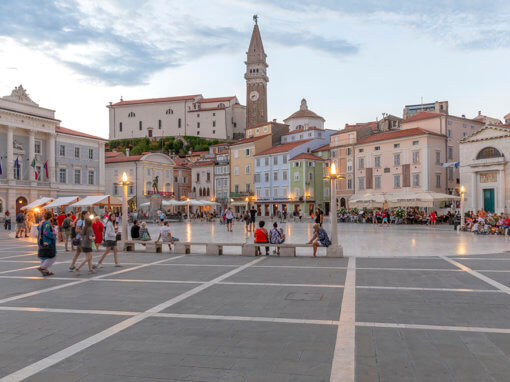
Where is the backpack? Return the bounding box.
[16,213,24,224]
[62,218,71,230]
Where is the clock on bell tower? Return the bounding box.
[245,15,268,129]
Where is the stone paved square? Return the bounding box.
[1,224,510,381]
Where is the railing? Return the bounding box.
[230,191,253,198]
[145,191,174,197]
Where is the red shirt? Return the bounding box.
[505,218,510,226]
[254,228,268,243]
[57,214,66,226]
[92,221,104,244]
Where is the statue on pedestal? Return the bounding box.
[152,176,159,194]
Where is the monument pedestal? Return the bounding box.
[326,245,344,258]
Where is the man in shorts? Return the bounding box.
[249,206,257,232]
[225,207,234,232]
[156,221,174,251]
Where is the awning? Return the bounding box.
[70,195,122,208]
[42,196,80,209]
[348,193,388,208]
[162,200,188,206]
[21,197,54,211]
[387,192,460,208]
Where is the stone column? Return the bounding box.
[7,126,14,181]
[28,130,35,182]
[48,133,56,183]
[499,170,505,214]
[471,172,477,212]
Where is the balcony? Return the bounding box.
[230,191,253,198]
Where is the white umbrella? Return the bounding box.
[70,195,122,208]
[43,196,80,209]
[21,197,54,210]
[348,193,388,208]
[162,200,188,206]
[387,192,460,208]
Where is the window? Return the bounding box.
[147,169,151,176]
[448,120,452,125]
[282,187,288,197]
[34,140,41,154]
[273,187,278,198]
[394,143,400,149]
[129,185,134,194]
[358,157,364,169]
[264,157,269,166]
[412,151,420,164]
[349,134,354,144]
[206,172,211,182]
[234,166,239,176]
[178,118,182,128]
[294,173,300,181]
[254,173,261,183]
[212,130,215,134]
[247,130,253,137]
[308,172,313,181]
[113,184,118,195]
[393,153,400,166]
[476,147,502,159]
[273,156,278,165]
[255,128,260,134]
[294,188,300,197]
[158,120,162,129]
[256,158,260,167]
[463,132,467,137]
[59,145,65,157]
[374,156,381,168]
[197,114,200,117]
[166,108,173,115]
[374,175,381,189]
[448,167,453,180]
[347,178,352,190]
[119,122,122,132]
[347,147,352,155]
[74,147,80,159]
[435,173,441,188]
[197,122,200,128]
[245,148,250,157]
[246,184,250,192]
[374,146,380,151]
[88,170,94,185]
[88,149,93,160]
[264,126,268,133]
[139,121,142,131]
[435,151,441,165]
[245,165,250,174]
[359,148,364,153]
[412,140,419,146]
[128,112,135,117]
[234,184,239,193]
[448,146,453,160]
[347,160,353,172]
[264,172,269,182]
[463,123,467,128]
[283,155,287,164]
[448,129,452,138]
[264,188,270,197]
[412,173,420,187]
[273,171,278,181]
[282,170,287,181]
[393,174,401,188]
[358,177,365,190]
[74,169,81,184]
[213,121,216,127]
[59,168,66,183]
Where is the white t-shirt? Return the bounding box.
[160,226,171,242]
[225,210,234,219]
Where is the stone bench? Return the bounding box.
[174,242,245,255]
[242,243,313,257]
[123,240,163,253]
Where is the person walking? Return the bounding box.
[225,207,234,232]
[244,210,251,233]
[62,212,73,252]
[92,216,104,252]
[308,223,331,258]
[94,214,121,269]
[56,211,66,242]
[69,211,88,271]
[15,211,26,238]
[75,218,95,274]
[36,211,57,276]
[156,221,174,251]
[4,210,11,231]
[249,206,257,232]
[254,220,270,256]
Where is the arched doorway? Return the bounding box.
[340,198,346,208]
[16,196,27,214]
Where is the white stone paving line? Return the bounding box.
[220,281,344,288]
[330,256,356,382]
[357,267,462,272]
[0,265,41,275]
[0,306,138,317]
[0,256,185,305]
[356,285,501,293]
[440,256,510,295]
[0,256,265,382]
[356,322,510,334]
[0,253,37,260]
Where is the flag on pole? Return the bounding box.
[0,158,3,175]
[14,157,20,179]
[44,161,48,178]
[31,159,36,168]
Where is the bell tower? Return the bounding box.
[245,15,268,129]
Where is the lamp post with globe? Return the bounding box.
[323,163,344,257]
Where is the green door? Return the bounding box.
[483,189,495,213]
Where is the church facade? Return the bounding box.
[0,86,106,216]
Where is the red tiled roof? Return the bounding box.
[230,135,268,146]
[255,140,312,156]
[105,155,144,164]
[198,96,235,103]
[357,128,445,144]
[56,126,107,141]
[290,153,324,161]
[333,122,376,135]
[187,151,209,156]
[191,160,215,167]
[312,144,330,152]
[403,111,443,123]
[504,113,510,119]
[111,95,200,106]
[105,151,124,158]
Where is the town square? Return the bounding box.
[1,1,510,381]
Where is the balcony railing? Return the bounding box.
[230,191,253,198]
[145,191,174,197]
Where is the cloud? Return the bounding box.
[0,0,360,86]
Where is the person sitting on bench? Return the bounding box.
[254,220,269,256]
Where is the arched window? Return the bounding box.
[166,108,173,115]
[178,118,182,128]
[165,183,170,192]
[217,103,225,108]
[476,147,502,160]
[128,112,135,118]
[206,188,210,196]
[193,186,196,193]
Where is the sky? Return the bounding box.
[0,0,509,138]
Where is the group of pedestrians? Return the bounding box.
[35,210,122,276]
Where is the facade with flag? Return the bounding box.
[0,85,106,215]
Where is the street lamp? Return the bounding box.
[459,185,466,230]
[119,172,132,248]
[186,198,190,222]
[245,197,249,212]
[323,162,344,257]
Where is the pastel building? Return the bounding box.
[190,160,214,200]
[289,153,326,217]
[459,125,510,214]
